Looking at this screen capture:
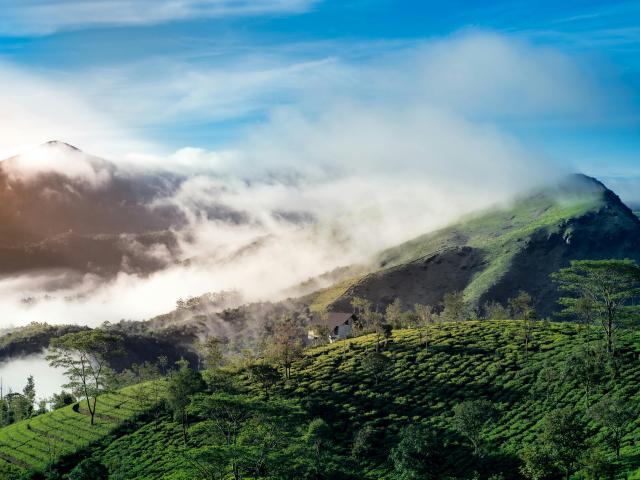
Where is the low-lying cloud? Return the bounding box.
[0,31,624,328]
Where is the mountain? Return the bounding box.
[309,174,640,317]
[0,141,186,276]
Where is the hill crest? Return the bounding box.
[308,174,640,316]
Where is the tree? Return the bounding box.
[49,390,76,410]
[198,336,225,370]
[552,259,640,356]
[590,394,636,459]
[351,424,376,461]
[414,304,434,350]
[362,350,391,386]
[564,345,605,409]
[238,416,288,480]
[66,458,109,480]
[442,291,467,322]
[269,316,304,380]
[157,355,169,376]
[533,364,561,404]
[22,375,36,418]
[509,291,537,359]
[483,301,511,320]
[452,399,498,457]
[190,393,255,479]
[385,299,404,328]
[248,363,280,400]
[305,418,332,478]
[520,443,557,480]
[580,447,615,480]
[350,296,373,331]
[46,330,123,425]
[167,359,206,443]
[390,425,450,480]
[539,407,588,480]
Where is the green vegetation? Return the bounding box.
[378,183,602,305]
[1,259,639,479]
[4,320,630,479]
[0,382,164,477]
[306,276,364,313]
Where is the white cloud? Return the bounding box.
[0,31,623,327]
[0,0,319,35]
[0,62,157,160]
[42,31,612,141]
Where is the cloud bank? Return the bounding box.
[0,31,621,327]
[0,0,318,35]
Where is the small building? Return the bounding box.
[308,312,357,344]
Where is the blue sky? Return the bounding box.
[0,0,639,193]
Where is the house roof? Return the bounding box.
[310,312,355,330]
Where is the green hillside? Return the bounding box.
[317,175,640,316]
[20,320,640,480]
[0,382,165,479]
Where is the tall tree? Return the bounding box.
[248,363,280,400]
[47,330,123,425]
[452,399,498,457]
[190,393,255,479]
[552,259,640,356]
[167,359,206,444]
[539,407,588,480]
[442,291,467,322]
[305,418,332,478]
[509,291,537,359]
[385,299,404,328]
[564,345,605,409]
[269,316,304,380]
[390,425,450,480]
[362,350,391,386]
[414,304,434,350]
[197,336,225,370]
[22,375,36,419]
[350,296,373,331]
[590,394,636,459]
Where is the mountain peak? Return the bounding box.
[40,140,81,151]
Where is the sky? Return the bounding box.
[0,0,638,331]
[0,0,638,183]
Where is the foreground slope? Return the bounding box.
[32,321,640,479]
[314,175,640,316]
[0,383,163,478]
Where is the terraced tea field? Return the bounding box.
[0,382,164,478]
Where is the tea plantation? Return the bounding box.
[0,382,165,479]
[1,320,639,479]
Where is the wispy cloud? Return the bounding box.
[0,0,319,36]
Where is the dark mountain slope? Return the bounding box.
[0,141,186,275]
[315,175,640,317]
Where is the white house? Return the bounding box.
[307,312,357,344]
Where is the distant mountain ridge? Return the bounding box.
[0,141,186,275]
[309,174,640,317]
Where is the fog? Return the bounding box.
[0,354,67,402]
[0,31,618,328]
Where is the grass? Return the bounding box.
[0,381,164,477]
